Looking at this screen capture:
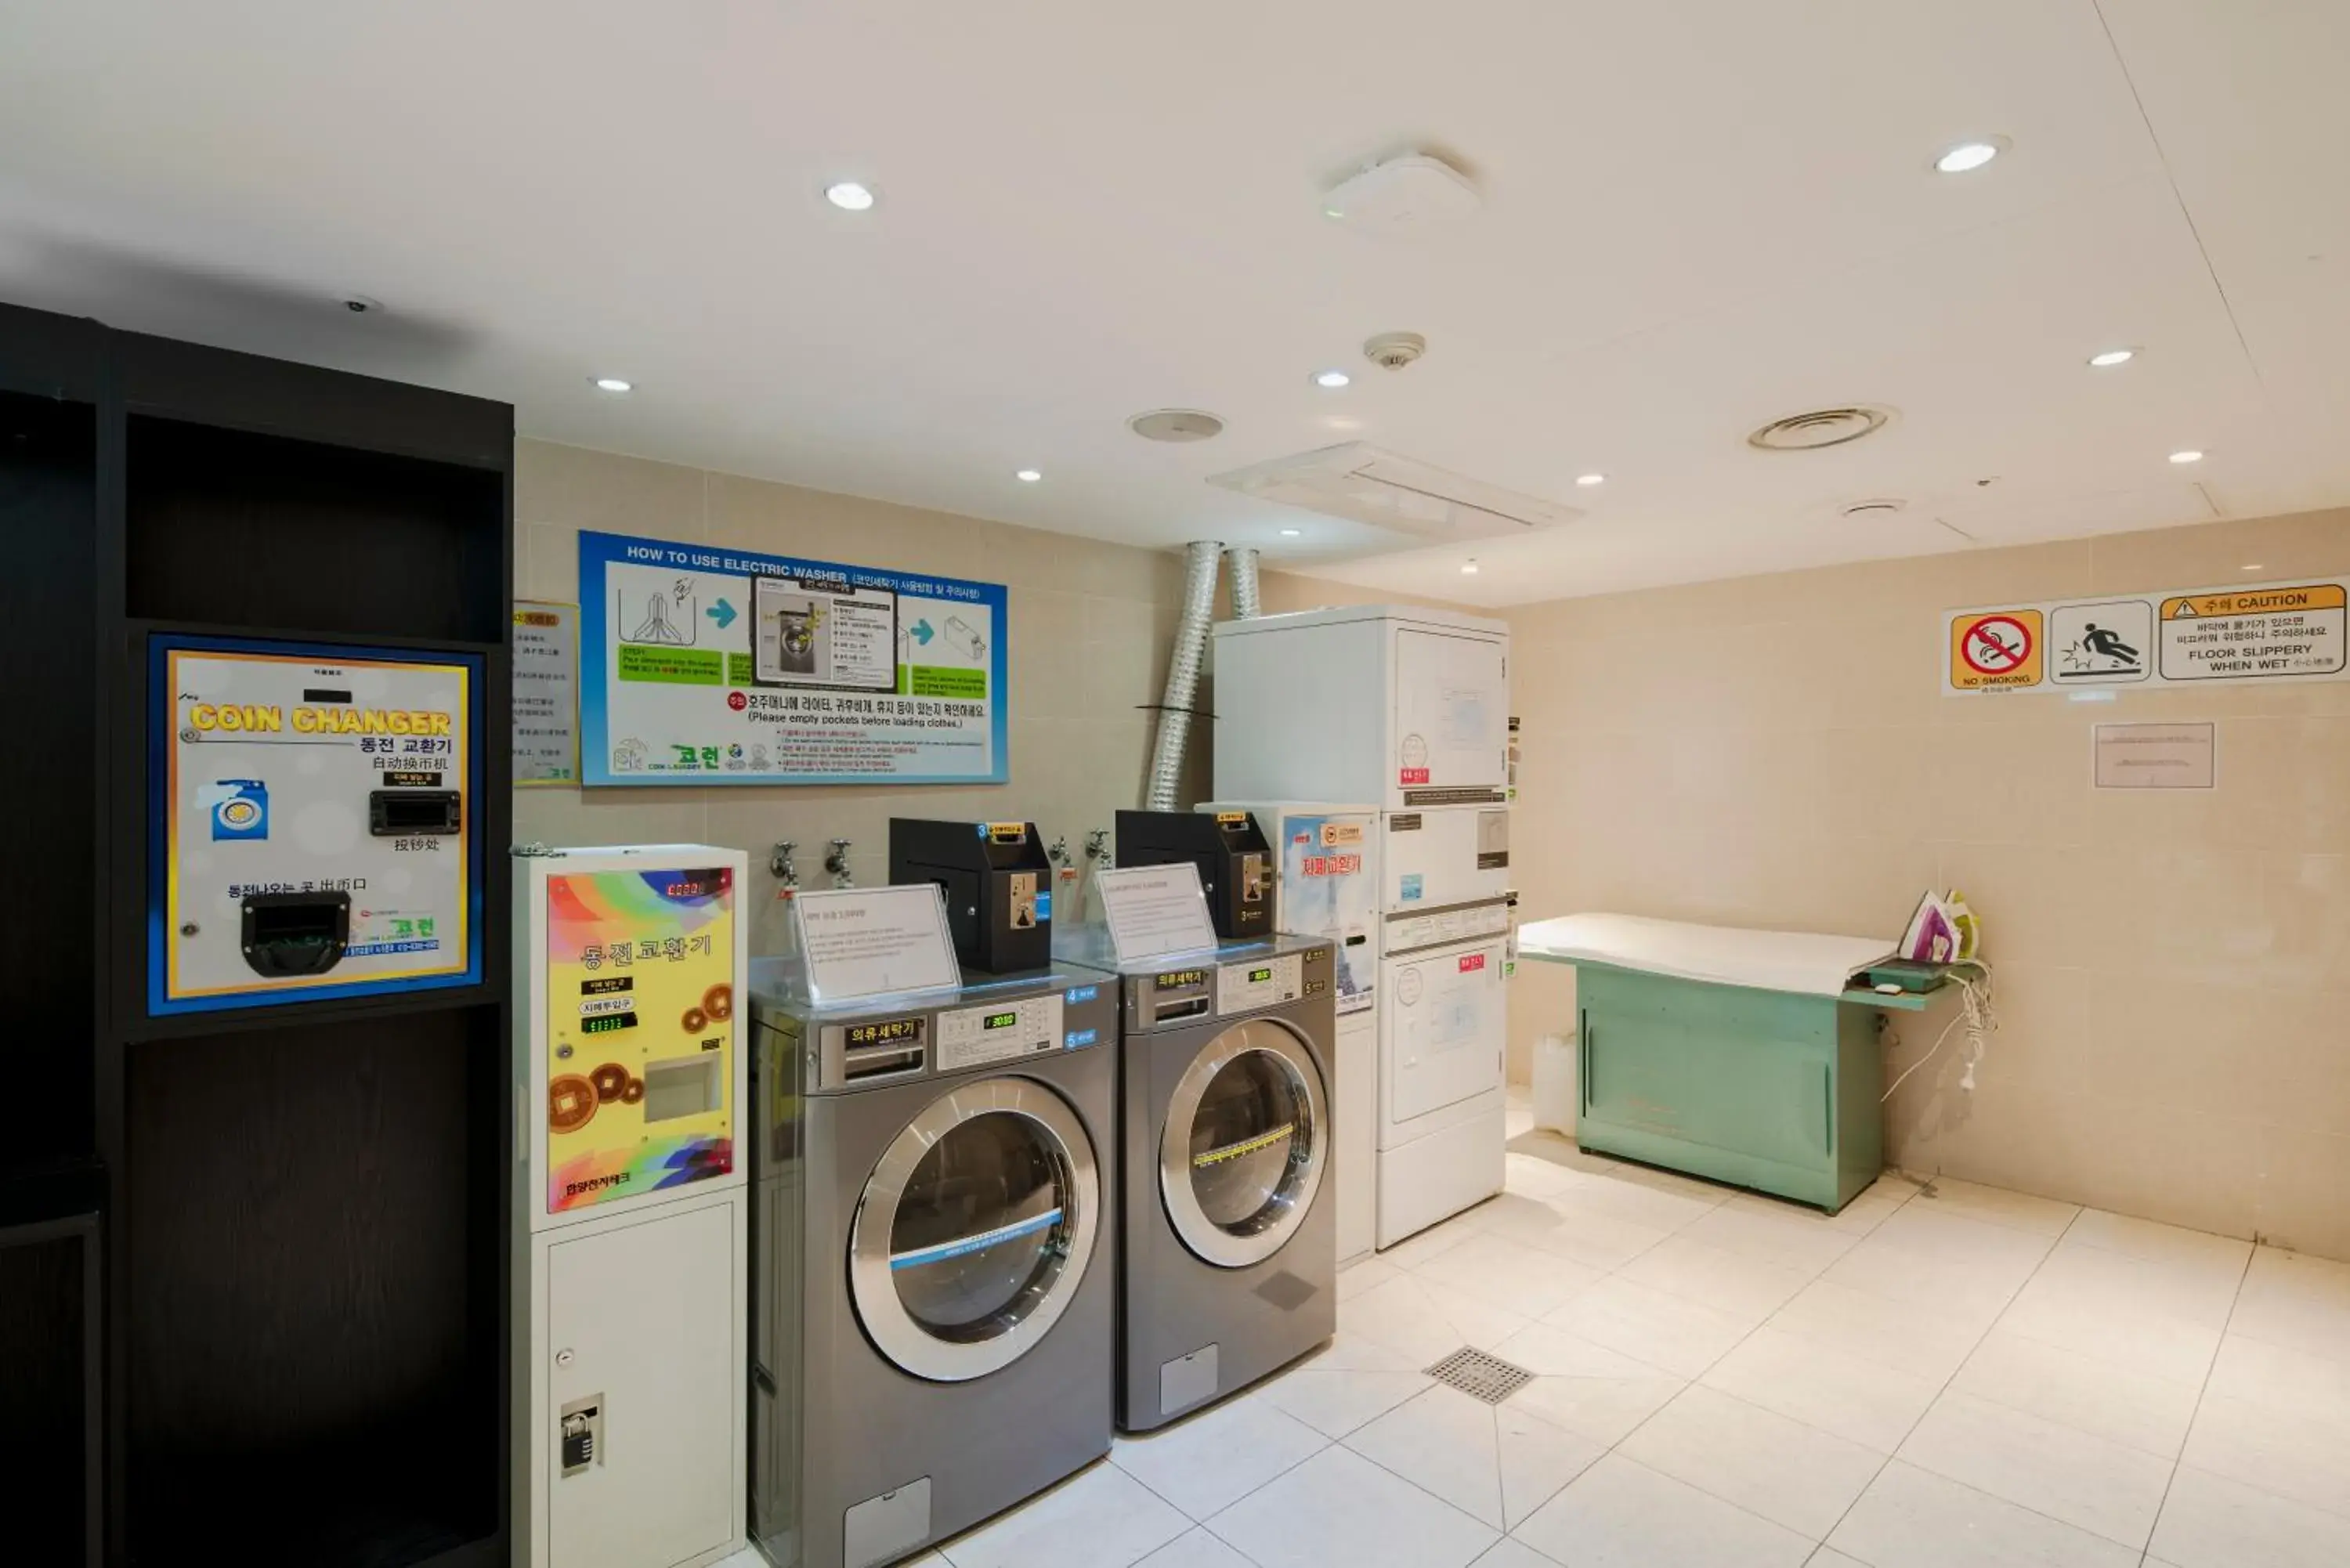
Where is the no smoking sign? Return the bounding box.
[1949,609,2044,690]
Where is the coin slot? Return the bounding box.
[369,789,462,836]
[238,891,351,977]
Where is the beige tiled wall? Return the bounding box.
[1502,507,2350,1258]
[512,438,1202,956]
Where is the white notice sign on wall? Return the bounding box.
[2093,722,2217,790]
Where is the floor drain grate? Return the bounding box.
[1423,1346,1534,1404]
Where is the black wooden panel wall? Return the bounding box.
[0,299,513,1568]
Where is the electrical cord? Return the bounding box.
[1880,958,1994,1102]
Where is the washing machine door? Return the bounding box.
[848,1077,1100,1383]
[1160,1017,1329,1270]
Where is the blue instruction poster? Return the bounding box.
[578,529,1009,786]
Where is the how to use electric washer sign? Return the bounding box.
[151,637,482,1013]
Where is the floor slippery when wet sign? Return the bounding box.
[1944,575,2347,695]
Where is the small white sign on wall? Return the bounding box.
[2093,721,2217,790]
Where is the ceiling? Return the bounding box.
[2,1,2343,605]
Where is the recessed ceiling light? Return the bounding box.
[1459,560,1480,576]
[2169,450,2204,464]
[1278,528,1302,537]
[2243,562,2265,573]
[824,181,876,211]
[2088,348,2136,368]
[1575,473,1606,487]
[1314,369,1351,389]
[593,377,632,393]
[1014,468,1042,482]
[1933,139,2005,174]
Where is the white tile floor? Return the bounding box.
[721,1117,2350,1568]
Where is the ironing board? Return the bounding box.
[1518,914,1925,1212]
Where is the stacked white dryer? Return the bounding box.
[1209,605,1512,1250]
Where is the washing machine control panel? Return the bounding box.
[1216,952,1304,1013]
[935,992,1065,1071]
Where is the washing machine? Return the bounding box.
[747,958,1118,1568]
[1087,934,1340,1431]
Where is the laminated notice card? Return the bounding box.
[1095,863,1220,963]
[793,884,962,1001]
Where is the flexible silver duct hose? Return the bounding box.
[1144,540,1224,811]
[1225,545,1262,620]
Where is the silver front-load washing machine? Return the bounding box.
[747,958,1118,1568]
[1076,932,1339,1431]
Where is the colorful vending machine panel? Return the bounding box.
[150,634,484,1014]
[541,861,741,1216]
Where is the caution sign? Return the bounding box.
[1948,575,2348,695]
[2159,583,2346,682]
[2051,600,2153,685]
[1949,609,2043,691]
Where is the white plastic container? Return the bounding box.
[1531,1031,1578,1136]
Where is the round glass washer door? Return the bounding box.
[1160,1017,1329,1270]
[848,1077,1099,1382]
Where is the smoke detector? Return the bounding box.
[1208,442,1578,542]
[1321,154,1482,237]
[1363,331,1428,371]
[1128,409,1225,443]
[1748,406,1892,451]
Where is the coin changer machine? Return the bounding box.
[1210,605,1515,1250]
[518,845,752,1568]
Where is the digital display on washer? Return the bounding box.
[581,1012,639,1035]
[1155,970,1207,991]
[982,1010,1019,1030]
[846,1017,923,1050]
[1248,966,1274,984]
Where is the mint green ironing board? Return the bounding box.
[1535,958,1938,1214]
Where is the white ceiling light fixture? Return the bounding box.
[2243,562,2265,573]
[1278,528,1302,537]
[823,180,877,211]
[1207,443,1581,544]
[1932,137,2007,174]
[1575,473,1606,487]
[1459,559,1480,575]
[1314,369,1352,389]
[592,377,632,393]
[2087,348,2136,368]
[1014,468,1042,482]
[2169,449,2204,464]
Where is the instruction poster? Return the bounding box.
[512,600,579,786]
[577,529,1008,785]
[1946,575,2347,695]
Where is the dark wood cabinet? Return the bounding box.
[0,301,512,1568]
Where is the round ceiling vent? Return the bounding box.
[1129,409,1225,443]
[1748,406,1891,452]
[1841,497,1906,517]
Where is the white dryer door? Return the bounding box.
[1383,938,1507,1125]
[1390,628,1507,800]
[1160,1018,1330,1270]
[848,1078,1100,1383]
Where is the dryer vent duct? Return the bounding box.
[1207,443,1578,543]
[1144,541,1223,812]
[1224,545,1262,620]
